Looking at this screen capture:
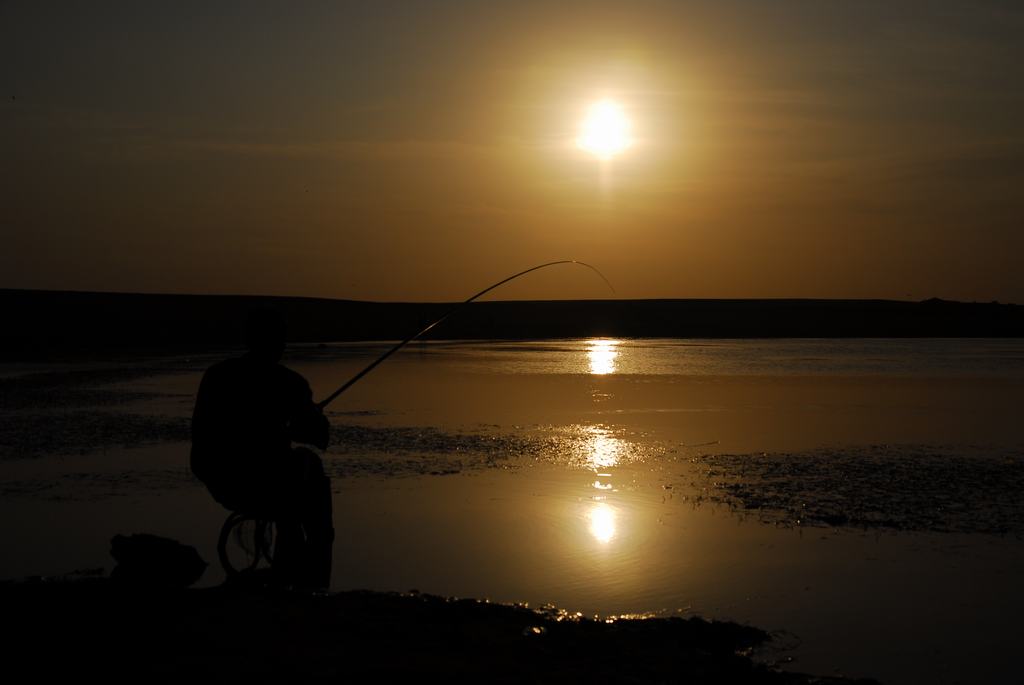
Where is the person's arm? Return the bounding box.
[292,403,329,449]
[288,375,329,449]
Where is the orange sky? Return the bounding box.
[3,1,1023,302]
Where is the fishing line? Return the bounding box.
[317,260,615,409]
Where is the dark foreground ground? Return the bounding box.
[4,576,875,683]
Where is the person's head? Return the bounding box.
[244,306,287,361]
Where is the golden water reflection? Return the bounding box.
[588,503,617,544]
[583,425,622,544]
[584,425,623,470]
[587,339,620,375]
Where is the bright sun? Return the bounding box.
[577,100,632,159]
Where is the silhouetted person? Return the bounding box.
[191,308,333,589]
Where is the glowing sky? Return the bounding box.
[2,1,1023,302]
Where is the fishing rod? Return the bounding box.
[316,260,615,409]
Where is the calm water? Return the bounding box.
[3,338,1024,684]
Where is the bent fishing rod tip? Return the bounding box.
[317,260,616,408]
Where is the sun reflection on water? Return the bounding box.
[588,503,617,544]
[583,425,622,544]
[587,339,620,375]
[585,425,622,470]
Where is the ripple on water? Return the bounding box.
[0,411,191,460]
[326,423,670,478]
[691,444,1024,535]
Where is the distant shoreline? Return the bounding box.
[3,288,1022,359]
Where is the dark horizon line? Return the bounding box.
[2,286,1016,308]
[4,287,1023,361]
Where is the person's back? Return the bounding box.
[191,354,326,510]
[190,308,333,589]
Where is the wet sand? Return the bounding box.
[4,577,873,683]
